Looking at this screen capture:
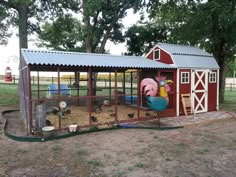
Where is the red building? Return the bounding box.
[145,43,219,116]
[19,43,219,133]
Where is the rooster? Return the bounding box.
[140,76,173,125]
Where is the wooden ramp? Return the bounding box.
[181,94,192,116]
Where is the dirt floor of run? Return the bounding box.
[1,106,236,177]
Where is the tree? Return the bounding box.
[0,4,11,45]
[37,15,85,52]
[0,0,80,52]
[127,0,236,103]
[38,0,144,54]
[125,23,169,56]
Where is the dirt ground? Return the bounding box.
[1,107,236,177]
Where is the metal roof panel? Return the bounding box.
[158,43,212,56]
[21,49,177,69]
[172,55,219,69]
[156,43,219,69]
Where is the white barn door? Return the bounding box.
[191,70,208,113]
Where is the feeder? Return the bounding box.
[68,124,78,133]
[42,126,55,138]
[5,66,12,82]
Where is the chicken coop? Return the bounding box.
[146,43,220,116]
[19,43,219,134]
[19,48,176,133]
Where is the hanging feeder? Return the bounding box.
[5,66,12,82]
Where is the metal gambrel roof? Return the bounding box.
[21,49,176,69]
[156,43,220,69]
[158,43,212,56]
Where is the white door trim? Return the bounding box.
[191,70,208,113]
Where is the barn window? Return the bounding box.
[209,72,216,83]
[153,49,160,60]
[181,72,189,84]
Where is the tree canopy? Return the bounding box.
[37,0,144,53]
[125,0,236,103]
[37,15,85,52]
[0,0,80,50]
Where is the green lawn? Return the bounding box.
[0,84,235,112]
[0,84,19,106]
[220,88,236,112]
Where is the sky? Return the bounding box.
[0,10,140,76]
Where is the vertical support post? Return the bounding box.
[109,72,111,101]
[57,67,61,129]
[37,71,40,99]
[130,72,133,104]
[32,75,35,85]
[137,69,141,119]
[176,69,180,116]
[123,72,125,95]
[216,69,220,110]
[28,67,33,134]
[52,76,54,84]
[88,67,92,126]
[114,69,118,122]
[13,75,16,84]
[69,77,72,86]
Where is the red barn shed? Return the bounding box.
[145,43,220,116]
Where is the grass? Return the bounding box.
[220,88,236,112]
[0,84,19,106]
[135,162,144,168]
[87,160,104,167]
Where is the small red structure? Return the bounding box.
[5,66,12,82]
[146,43,220,115]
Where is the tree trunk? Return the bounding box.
[18,5,29,51]
[219,60,229,103]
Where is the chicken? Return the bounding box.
[91,116,98,122]
[127,112,135,118]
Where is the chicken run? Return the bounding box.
[40,75,173,131]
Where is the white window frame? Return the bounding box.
[181,72,190,84]
[209,72,216,83]
[153,49,160,60]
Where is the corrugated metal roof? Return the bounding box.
[21,49,176,69]
[157,43,219,69]
[173,55,219,69]
[158,43,212,56]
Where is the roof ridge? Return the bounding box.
[172,53,212,57]
[21,48,143,59]
[158,42,199,49]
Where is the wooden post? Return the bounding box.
[88,68,92,126]
[114,69,118,122]
[37,71,40,99]
[32,75,35,85]
[137,69,141,119]
[13,75,16,84]
[123,72,125,95]
[130,72,133,104]
[57,67,61,129]
[109,72,111,101]
[28,67,33,134]
[69,77,72,86]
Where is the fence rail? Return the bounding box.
[225,83,236,91]
[0,75,137,88]
[1,75,235,90]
